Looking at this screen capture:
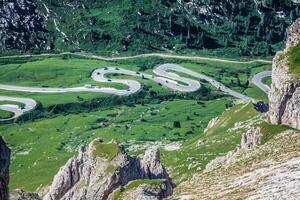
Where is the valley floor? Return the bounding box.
[0,53,272,192]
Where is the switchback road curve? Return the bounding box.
[0,63,271,121]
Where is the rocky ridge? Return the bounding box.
[0,137,10,200]
[269,18,300,130]
[43,138,174,200]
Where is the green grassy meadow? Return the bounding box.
[0,55,271,107]
[0,98,231,191]
[0,55,272,192]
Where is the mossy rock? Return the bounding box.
[91,140,120,161]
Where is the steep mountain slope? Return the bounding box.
[269,18,300,130]
[172,18,300,200]
[1,0,300,56]
[174,129,300,199]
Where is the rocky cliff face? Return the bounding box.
[43,138,174,200]
[0,0,49,52]
[0,137,10,200]
[269,18,300,130]
[241,126,262,149]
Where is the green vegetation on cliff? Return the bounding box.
[288,42,300,75]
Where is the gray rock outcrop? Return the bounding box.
[10,189,41,200]
[269,18,300,130]
[241,126,262,149]
[0,0,49,52]
[0,137,10,200]
[43,138,174,200]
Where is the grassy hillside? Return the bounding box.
[161,103,261,182]
[0,98,230,191]
[175,126,298,199]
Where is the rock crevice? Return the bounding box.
[269,18,300,130]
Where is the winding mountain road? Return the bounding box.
[0,52,272,121]
[0,96,37,122]
[251,71,272,94]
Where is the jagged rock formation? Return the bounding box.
[43,138,174,200]
[0,0,49,52]
[269,18,300,130]
[240,126,262,149]
[0,137,10,200]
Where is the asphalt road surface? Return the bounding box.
[0,96,37,122]
[251,71,272,94]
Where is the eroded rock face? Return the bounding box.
[43,138,174,200]
[0,137,10,200]
[0,0,48,52]
[241,126,262,149]
[269,18,300,130]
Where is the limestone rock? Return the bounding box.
[43,138,174,200]
[269,18,300,130]
[241,126,262,149]
[0,137,10,200]
[10,189,41,200]
[119,180,173,200]
[204,151,234,173]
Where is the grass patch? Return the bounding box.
[112,179,163,200]
[288,42,300,76]
[259,122,291,144]
[0,110,14,119]
[91,141,120,160]
[261,76,272,86]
